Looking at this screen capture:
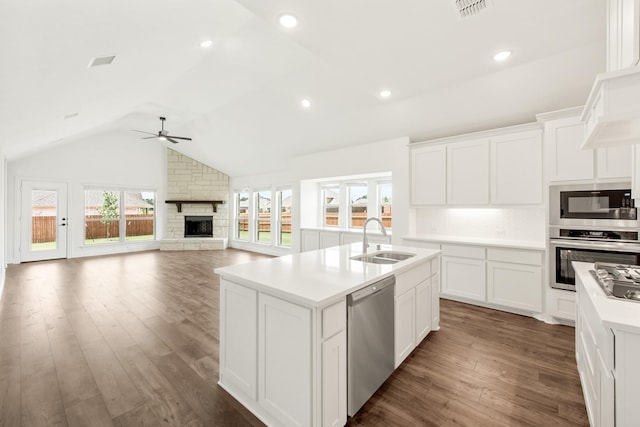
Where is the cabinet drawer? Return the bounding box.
[441,244,485,260]
[322,299,346,339]
[487,247,542,266]
[396,262,431,296]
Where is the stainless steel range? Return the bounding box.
[590,262,640,302]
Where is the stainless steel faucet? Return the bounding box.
[363,217,387,254]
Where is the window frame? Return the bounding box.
[321,184,340,228]
[276,187,292,248]
[83,188,156,246]
[234,190,250,242]
[254,189,272,245]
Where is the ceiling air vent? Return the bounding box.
[453,0,492,19]
[88,55,116,68]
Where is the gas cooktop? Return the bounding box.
[590,262,640,302]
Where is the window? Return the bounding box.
[255,190,272,244]
[84,189,155,245]
[236,191,249,241]
[348,184,368,228]
[277,188,292,247]
[322,185,339,227]
[379,182,392,230]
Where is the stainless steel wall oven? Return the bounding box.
[550,227,640,291]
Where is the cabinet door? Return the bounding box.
[487,261,542,312]
[596,145,632,179]
[411,145,446,205]
[441,256,486,302]
[415,279,432,343]
[491,130,542,204]
[394,289,415,368]
[546,116,594,182]
[596,348,614,427]
[220,280,258,400]
[258,294,312,427]
[447,139,490,205]
[322,330,347,427]
[301,230,320,252]
[431,274,440,330]
[320,231,340,249]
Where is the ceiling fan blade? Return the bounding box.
[141,136,158,139]
[132,129,158,136]
[167,136,192,141]
[165,137,181,144]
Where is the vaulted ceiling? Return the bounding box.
[0,0,606,176]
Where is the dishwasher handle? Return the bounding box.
[348,275,395,304]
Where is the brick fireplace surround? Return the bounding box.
[160,149,229,251]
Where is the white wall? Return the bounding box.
[6,131,166,262]
[292,137,412,245]
[0,152,6,297]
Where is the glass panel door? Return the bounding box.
[21,181,68,261]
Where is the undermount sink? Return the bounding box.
[351,251,416,265]
[373,251,414,261]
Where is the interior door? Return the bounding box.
[20,181,68,262]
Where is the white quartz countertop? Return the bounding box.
[215,243,440,307]
[574,262,640,333]
[403,234,546,251]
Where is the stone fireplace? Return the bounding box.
[160,149,229,251]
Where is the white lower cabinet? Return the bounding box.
[258,294,312,427]
[220,280,258,399]
[489,248,544,313]
[441,256,486,302]
[301,230,321,252]
[321,330,346,427]
[426,242,544,316]
[415,279,433,342]
[394,260,440,368]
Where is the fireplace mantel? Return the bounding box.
[165,200,225,213]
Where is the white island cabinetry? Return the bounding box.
[574,262,640,427]
[216,244,440,427]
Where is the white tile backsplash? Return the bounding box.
[414,206,545,242]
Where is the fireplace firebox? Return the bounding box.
[184,216,213,238]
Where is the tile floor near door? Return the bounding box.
[0,249,588,426]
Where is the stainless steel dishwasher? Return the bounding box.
[347,275,395,417]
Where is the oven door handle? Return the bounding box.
[550,239,640,251]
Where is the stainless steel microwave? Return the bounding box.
[550,183,638,228]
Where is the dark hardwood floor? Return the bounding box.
[0,249,588,426]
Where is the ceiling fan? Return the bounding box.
[132,116,192,144]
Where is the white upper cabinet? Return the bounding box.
[546,115,594,182]
[543,112,632,182]
[446,138,490,205]
[411,145,446,205]
[410,124,543,207]
[491,130,542,204]
[597,144,632,179]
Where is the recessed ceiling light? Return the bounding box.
[279,14,298,29]
[493,50,511,61]
[200,40,213,48]
[379,89,392,98]
[301,98,312,109]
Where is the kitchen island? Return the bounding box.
[574,262,640,427]
[215,243,441,427]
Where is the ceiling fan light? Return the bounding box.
[200,40,213,48]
